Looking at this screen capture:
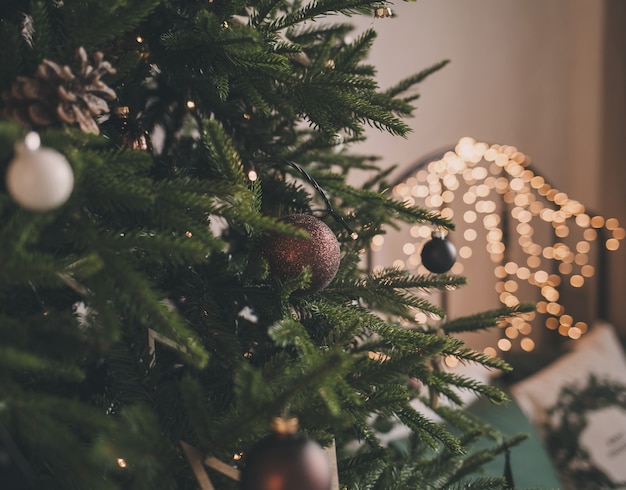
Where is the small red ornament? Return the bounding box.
[261,214,341,295]
[421,230,457,273]
[240,419,331,490]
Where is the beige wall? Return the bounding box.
[351,1,626,341]
[601,0,626,332]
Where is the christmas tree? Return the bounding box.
[0,1,532,489]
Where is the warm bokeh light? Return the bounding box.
[546,317,559,330]
[519,322,533,335]
[387,138,624,353]
[464,229,477,241]
[607,238,620,251]
[570,275,584,288]
[483,347,497,358]
[444,356,460,368]
[568,326,582,339]
[497,338,512,351]
[583,228,597,241]
[590,216,605,228]
[372,235,385,247]
[575,321,589,334]
[459,246,473,259]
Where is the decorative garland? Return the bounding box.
[543,375,626,489]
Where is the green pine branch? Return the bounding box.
[442,303,537,334]
[264,0,379,31]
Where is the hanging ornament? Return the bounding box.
[330,133,344,154]
[261,214,341,295]
[374,6,393,18]
[113,106,152,151]
[421,230,457,273]
[6,132,74,211]
[240,418,332,490]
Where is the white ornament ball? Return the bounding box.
[6,133,74,211]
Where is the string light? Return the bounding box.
[382,137,624,353]
[247,169,258,182]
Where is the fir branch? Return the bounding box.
[84,228,218,267]
[236,77,274,115]
[178,375,221,444]
[89,255,209,367]
[385,60,451,98]
[442,303,536,334]
[431,404,502,441]
[268,317,321,359]
[0,347,85,381]
[93,405,181,488]
[449,434,529,486]
[445,346,513,373]
[265,0,378,32]
[65,0,162,50]
[368,90,418,119]
[0,247,75,290]
[272,39,305,58]
[251,0,285,27]
[222,349,352,442]
[365,267,467,294]
[201,119,249,182]
[286,22,355,47]
[318,179,455,230]
[104,341,153,407]
[0,14,25,92]
[327,268,460,319]
[424,371,509,407]
[28,1,55,62]
[445,477,508,490]
[9,391,117,489]
[397,407,463,453]
[338,445,388,483]
[333,28,377,70]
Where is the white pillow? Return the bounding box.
[510,321,626,489]
[511,322,626,427]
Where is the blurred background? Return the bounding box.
[347,0,626,368]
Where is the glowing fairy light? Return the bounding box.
[386,137,624,354]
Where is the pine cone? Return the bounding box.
[2,47,116,134]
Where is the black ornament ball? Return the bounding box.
[240,432,332,490]
[261,214,341,295]
[421,231,457,273]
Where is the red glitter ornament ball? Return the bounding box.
[261,214,341,295]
